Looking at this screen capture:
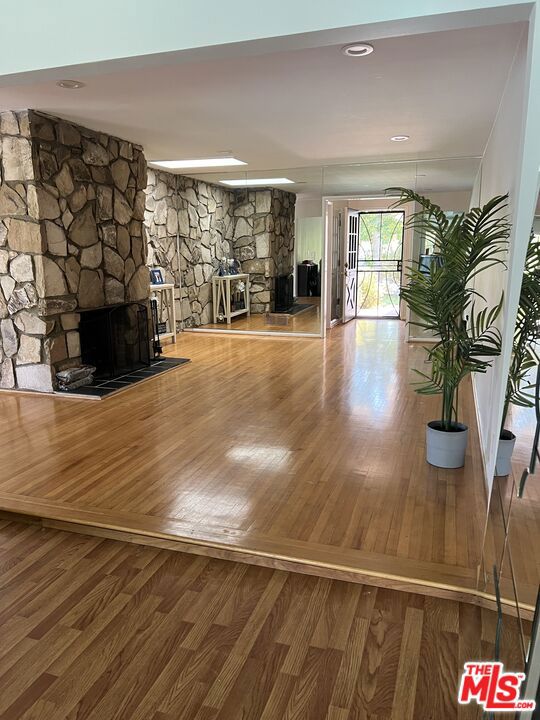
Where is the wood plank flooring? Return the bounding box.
[0,519,524,720]
[0,320,487,597]
[197,297,321,333]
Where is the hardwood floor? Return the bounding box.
[0,519,524,720]
[0,320,487,598]
[197,297,321,334]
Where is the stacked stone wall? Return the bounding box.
[0,110,149,391]
[145,171,234,326]
[145,176,295,325]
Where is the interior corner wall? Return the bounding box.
[471,16,540,489]
[144,176,295,325]
[145,171,235,326]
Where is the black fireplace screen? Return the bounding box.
[79,302,150,379]
[275,274,294,312]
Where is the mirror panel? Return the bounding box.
[172,157,482,336]
[505,369,540,612]
[183,166,324,335]
[320,158,481,333]
[478,186,540,664]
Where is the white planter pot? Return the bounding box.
[495,430,516,477]
[426,421,469,469]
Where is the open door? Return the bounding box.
[342,209,359,323]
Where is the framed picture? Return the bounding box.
[150,268,164,285]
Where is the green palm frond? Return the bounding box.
[388,188,509,430]
[502,231,540,429]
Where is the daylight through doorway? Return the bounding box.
[356,211,404,318]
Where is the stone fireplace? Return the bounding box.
[0,111,149,392]
[0,109,297,392]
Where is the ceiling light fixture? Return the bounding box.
[56,80,85,89]
[150,157,246,169]
[341,43,374,58]
[390,135,410,142]
[220,178,294,187]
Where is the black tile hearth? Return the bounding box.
[55,357,190,399]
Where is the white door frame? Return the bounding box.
[322,195,414,336]
[342,208,359,323]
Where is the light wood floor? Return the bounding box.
[0,320,487,597]
[0,519,525,720]
[197,297,321,334]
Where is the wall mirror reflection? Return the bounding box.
[321,158,481,333]
[146,165,323,336]
[479,185,540,664]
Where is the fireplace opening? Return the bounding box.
[78,302,150,379]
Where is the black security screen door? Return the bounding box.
[356,211,404,318]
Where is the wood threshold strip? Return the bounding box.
[0,492,532,620]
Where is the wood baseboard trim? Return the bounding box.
[188,328,321,338]
[471,373,491,496]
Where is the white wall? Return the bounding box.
[296,218,323,264]
[294,197,324,265]
[295,195,323,220]
[425,190,472,212]
[0,1,532,79]
[472,16,540,488]
[294,194,324,300]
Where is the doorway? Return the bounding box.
[342,209,359,323]
[356,211,404,318]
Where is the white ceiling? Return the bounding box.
[0,22,523,195]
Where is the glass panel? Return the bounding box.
[480,477,511,600]
[356,211,403,318]
[479,184,540,668]
[356,270,402,318]
[321,158,482,329]
[175,157,484,335]
[357,212,403,264]
[505,381,540,619]
[178,165,324,335]
[321,162,418,196]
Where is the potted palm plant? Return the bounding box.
[496,232,540,476]
[390,189,510,468]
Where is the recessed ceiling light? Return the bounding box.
[56,80,85,89]
[341,43,374,58]
[150,157,246,169]
[390,135,410,142]
[220,178,294,187]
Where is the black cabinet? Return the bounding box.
[297,262,320,297]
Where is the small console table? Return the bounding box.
[150,282,177,343]
[212,274,250,325]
